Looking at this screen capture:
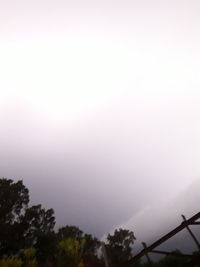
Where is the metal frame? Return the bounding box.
[124,212,200,267]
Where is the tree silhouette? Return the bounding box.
[0,178,55,257]
[106,228,136,266]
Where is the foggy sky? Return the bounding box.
[1,0,200,237]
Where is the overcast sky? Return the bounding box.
[0,0,200,237]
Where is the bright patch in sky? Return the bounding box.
[1,0,200,236]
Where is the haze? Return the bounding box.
[0,0,200,238]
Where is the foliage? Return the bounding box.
[23,248,38,267]
[57,226,83,241]
[0,257,22,267]
[1,177,198,267]
[106,228,136,265]
[83,234,100,255]
[82,234,101,266]
[0,178,55,257]
[0,178,29,224]
[23,248,36,259]
[56,238,85,267]
[34,231,57,264]
[22,204,55,247]
[57,225,101,266]
[137,250,188,267]
[155,250,187,267]
[0,178,29,256]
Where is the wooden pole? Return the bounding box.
[142,242,153,266]
[126,212,200,266]
[181,215,200,251]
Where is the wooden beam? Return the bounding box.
[182,215,200,251]
[126,212,200,266]
[190,222,200,225]
[151,250,193,258]
[142,242,153,266]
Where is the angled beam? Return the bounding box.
[126,212,200,266]
[151,250,193,258]
[182,215,200,251]
[142,242,153,266]
[190,222,200,225]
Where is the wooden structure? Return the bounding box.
[124,212,200,267]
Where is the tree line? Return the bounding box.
[0,178,196,266]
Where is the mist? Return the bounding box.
[1,0,200,238]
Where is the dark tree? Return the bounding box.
[0,178,55,257]
[106,228,136,266]
[57,225,102,266]
[82,234,101,266]
[0,178,29,256]
[35,231,57,265]
[83,234,100,255]
[0,178,29,224]
[22,204,55,247]
[57,225,83,241]
[156,250,188,267]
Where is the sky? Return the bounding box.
[0,0,200,238]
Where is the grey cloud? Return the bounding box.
[0,0,200,239]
